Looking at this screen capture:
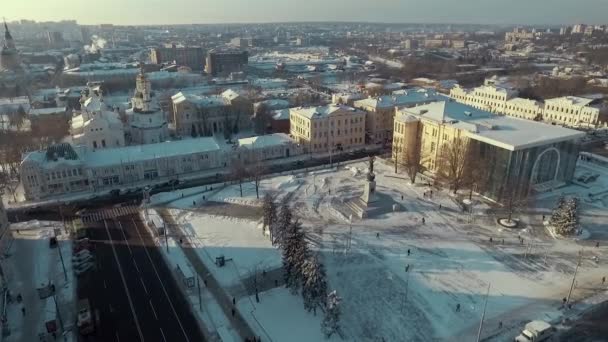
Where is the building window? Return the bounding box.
[102,140,106,148]
[93,141,98,149]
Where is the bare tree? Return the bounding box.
[437,137,473,194]
[253,103,272,135]
[230,158,248,197]
[0,170,19,202]
[250,157,267,199]
[499,177,534,223]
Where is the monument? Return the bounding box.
[361,156,377,205]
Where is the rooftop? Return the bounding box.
[23,137,222,169]
[290,104,365,119]
[238,133,294,149]
[354,88,445,109]
[545,96,595,107]
[399,101,584,151]
[29,107,67,116]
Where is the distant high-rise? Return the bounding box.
[205,50,248,77]
[47,31,64,47]
[150,45,205,71]
[0,21,20,71]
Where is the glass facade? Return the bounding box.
[472,139,579,201]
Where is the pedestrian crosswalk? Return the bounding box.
[80,205,140,223]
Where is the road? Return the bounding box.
[77,212,206,342]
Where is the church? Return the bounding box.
[0,21,20,71]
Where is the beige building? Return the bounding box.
[392,100,584,201]
[543,96,600,127]
[450,85,517,113]
[504,98,543,120]
[171,89,253,138]
[353,89,443,144]
[289,104,366,154]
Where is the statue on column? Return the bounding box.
[367,155,376,182]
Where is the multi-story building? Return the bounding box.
[289,104,366,154]
[150,45,205,71]
[28,107,70,137]
[450,85,518,113]
[353,89,444,144]
[171,89,253,138]
[543,96,600,128]
[20,133,303,201]
[205,50,248,76]
[392,100,584,201]
[505,27,535,43]
[450,84,600,127]
[125,65,169,145]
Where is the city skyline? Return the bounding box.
[3,0,608,26]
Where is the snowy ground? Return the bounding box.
[156,158,608,342]
[2,221,76,342]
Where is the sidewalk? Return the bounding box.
[158,209,259,341]
[1,223,76,342]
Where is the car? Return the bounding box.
[168,179,180,187]
[110,189,121,197]
[72,249,93,264]
[73,254,94,266]
[74,262,96,276]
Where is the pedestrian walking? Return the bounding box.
[405,264,410,272]
[542,215,545,221]
[456,303,460,312]
[204,279,208,287]
[602,276,605,284]
[21,307,25,316]
[231,308,235,317]
[233,297,236,305]
[430,190,433,198]
[596,241,600,248]
[275,279,279,287]
[489,237,493,243]
[439,204,442,209]
[179,238,183,244]
[502,238,505,245]
[407,249,411,256]
[499,321,503,329]
[193,200,196,206]
[401,195,404,200]
[421,217,425,225]
[376,232,380,239]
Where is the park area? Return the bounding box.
[151,157,608,341]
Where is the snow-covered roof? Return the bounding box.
[23,137,222,170]
[255,99,290,110]
[272,109,290,121]
[544,96,594,107]
[290,104,365,119]
[506,97,542,107]
[29,107,67,116]
[172,90,242,108]
[354,88,445,109]
[399,101,584,151]
[238,133,294,149]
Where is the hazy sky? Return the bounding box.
[4,0,608,26]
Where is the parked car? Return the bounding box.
[74,262,96,276]
[72,252,94,265]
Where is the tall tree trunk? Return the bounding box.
[239,181,243,197]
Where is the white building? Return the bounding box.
[235,133,302,163]
[450,84,518,113]
[20,133,303,201]
[504,97,543,121]
[70,87,125,150]
[543,96,600,128]
[125,65,169,145]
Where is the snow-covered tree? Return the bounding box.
[262,193,277,243]
[282,220,309,292]
[302,256,327,315]
[322,290,341,338]
[275,202,292,247]
[550,196,579,236]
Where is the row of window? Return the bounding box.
[47,168,82,181]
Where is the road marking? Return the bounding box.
[139,277,148,294]
[133,258,140,274]
[159,328,167,342]
[103,219,145,342]
[116,331,120,342]
[130,217,191,342]
[104,280,107,289]
[149,299,158,320]
[109,303,114,313]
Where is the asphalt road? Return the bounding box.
[77,213,206,342]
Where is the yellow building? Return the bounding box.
[289,105,366,154]
[353,89,442,144]
[543,96,600,128]
[393,100,584,201]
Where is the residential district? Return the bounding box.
[0,19,607,342]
